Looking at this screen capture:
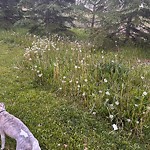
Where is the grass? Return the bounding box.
[0,29,149,149]
[23,34,150,134]
[70,28,89,40]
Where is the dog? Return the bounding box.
[0,103,41,150]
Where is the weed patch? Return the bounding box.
[22,35,150,136]
[0,29,149,149]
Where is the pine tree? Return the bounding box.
[106,0,150,45]
[74,0,107,28]
[0,0,21,28]
[88,0,150,47]
[18,0,75,34]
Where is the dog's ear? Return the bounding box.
[0,102,5,109]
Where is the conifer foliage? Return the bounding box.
[18,0,75,34]
[0,0,21,28]
[0,0,149,45]
[109,0,150,45]
[0,0,75,33]
[75,0,150,46]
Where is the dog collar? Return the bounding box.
[0,110,5,114]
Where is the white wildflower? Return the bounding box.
[84,79,88,82]
[76,81,79,84]
[115,101,119,105]
[104,78,108,83]
[139,3,144,8]
[92,112,96,115]
[81,60,84,63]
[127,119,131,122]
[92,93,95,96]
[82,92,86,96]
[112,124,118,131]
[99,90,102,93]
[141,76,144,80]
[134,104,138,107]
[75,65,78,69]
[109,115,113,119]
[142,91,147,96]
[63,76,66,79]
[137,59,141,63]
[38,74,43,77]
[106,91,110,95]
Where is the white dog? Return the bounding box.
[0,103,41,150]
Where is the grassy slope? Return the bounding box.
[0,30,149,150]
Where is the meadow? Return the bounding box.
[0,28,149,149]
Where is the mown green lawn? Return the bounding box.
[0,30,149,150]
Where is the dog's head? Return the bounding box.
[0,103,5,111]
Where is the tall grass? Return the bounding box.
[22,34,150,136]
[0,28,33,48]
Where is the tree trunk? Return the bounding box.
[91,4,96,28]
[124,16,132,43]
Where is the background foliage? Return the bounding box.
[0,0,149,46]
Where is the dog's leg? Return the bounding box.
[1,132,5,150]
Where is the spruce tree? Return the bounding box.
[106,0,150,45]
[19,0,75,34]
[0,0,20,28]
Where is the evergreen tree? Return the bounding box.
[74,0,107,28]
[105,0,150,45]
[88,0,150,47]
[18,0,75,34]
[0,0,21,28]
